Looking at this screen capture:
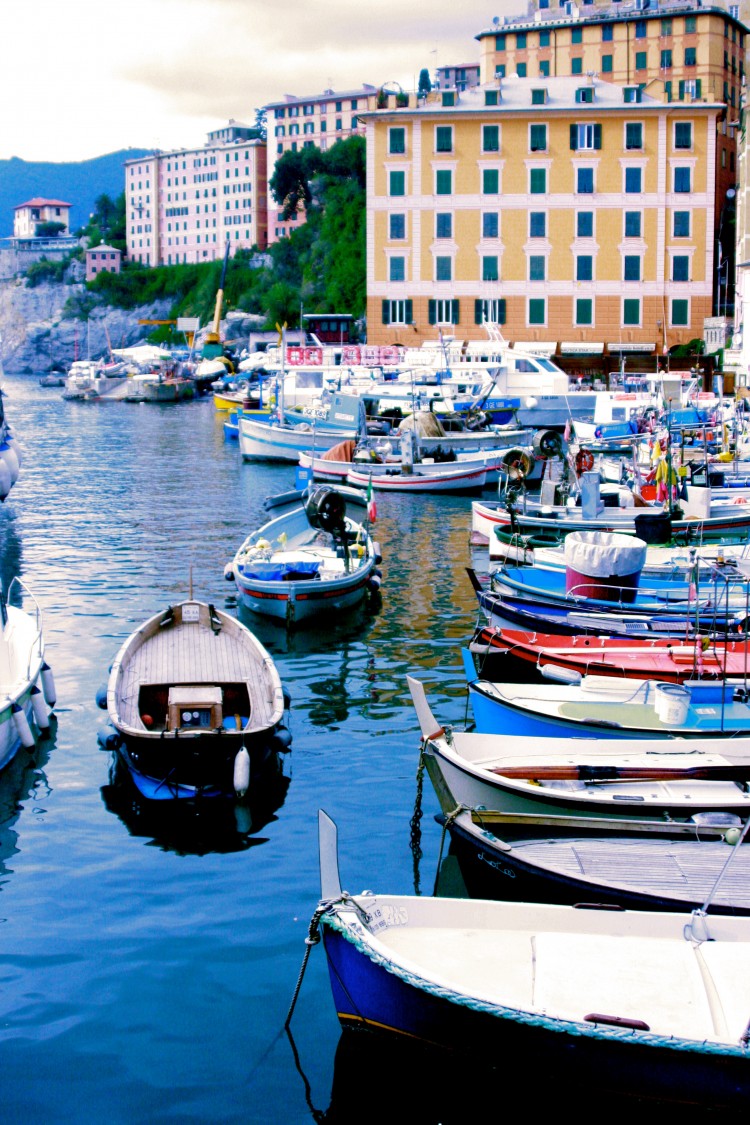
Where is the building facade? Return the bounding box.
[14,198,71,238]
[436,64,481,92]
[264,86,379,242]
[364,76,719,349]
[124,123,267,266]
[85,244,122,281]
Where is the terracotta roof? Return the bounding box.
[14,198,71,210]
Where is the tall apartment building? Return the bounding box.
[264,86,379,242]
[124,122,267,266]
[364,76,719,349]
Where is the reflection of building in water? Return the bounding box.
[0,511,23,602]
[100,750,291,856]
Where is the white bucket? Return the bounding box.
[654,682,691,726]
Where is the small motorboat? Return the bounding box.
[103,598,289,799]
[0,577,54,769]
[226,485,382,626]
[312,810,750,1107]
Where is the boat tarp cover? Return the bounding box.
[564,531,648,578]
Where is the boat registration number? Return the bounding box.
[182,603,201,622]
[364,904,409,933]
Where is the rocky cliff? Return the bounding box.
[0,274,174,374]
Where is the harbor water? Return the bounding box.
[0,374,494,1124]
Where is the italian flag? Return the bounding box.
[366,477,377,523]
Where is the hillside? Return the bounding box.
[0,150,151,236]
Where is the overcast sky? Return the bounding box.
[0,0,526,163]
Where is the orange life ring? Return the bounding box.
[575,449,595,475]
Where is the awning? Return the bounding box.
[607,342,656,353]
[560,342,604,355]
[513,341,557,356]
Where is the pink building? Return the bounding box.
[85,244,122,281]
[435,63,480,92]
[265,85,378,242]
[124,122,267,266]
[14,198,71,238]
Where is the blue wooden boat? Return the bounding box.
[315,810,750,1107]
[462,649,750,739]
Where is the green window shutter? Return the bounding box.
[428,300,436,326]
[382,300,390,325]
[594,123,602,150]
[475,299,483,325]
[678,80,685,98]
[452,299,460,324]
[570,124,578,150]
[405,299,413,324]
[696,79,702,97]
[498,298,506,325]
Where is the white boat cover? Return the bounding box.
[564,530,647,578]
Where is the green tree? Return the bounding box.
[418,68,432,96]
[35,221,66,237]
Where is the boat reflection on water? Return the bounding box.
[0,724,54,888]
[100,747,292,856]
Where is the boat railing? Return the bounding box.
[7,576,44,679]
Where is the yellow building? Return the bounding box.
[364,76,720,350]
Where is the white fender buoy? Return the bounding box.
[41,662,57,707]
[0,443,19,484]
[368,573,382,592]
[30,685,50,732]
[0,457,12,500]
[12,703,35,749]
[233,746,251,797]
[539,663,582,685]
[223,562,235,581]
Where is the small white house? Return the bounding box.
[13,198,71,239]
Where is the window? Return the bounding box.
[495,34,506,50]
[671,298,689,326]
[571,57,583,75]
[389,257,405,282]
[529,211,546,237]
[624,255,641,281]
[575,86,594,103]
[441,92,455,107]
[625,167,642,193]
[436,126,453,153]
[661,19,672,36]
[540,31,550,47]
[672,255,689,281]
[576,298,593,325]
[531,89,547,105]
[496,64,506,78]
[577,167,594,194]
[485,90,499,106]
[624,211,641,237]
[685,15,696,33]
[483,125,500,152]
[635,20,647,38]
[530,124,547,151]
[436,212,452,238]
[539,60,550,77]
[483,212,499,238]
[602,25,613,42]
[623,298,640,326]
[482,255,499,281]
[389,170,405,196]
[673,210,690,237]
[624,86,643,103]
[428,299,459,325]
[529,168,546,194]
[685,47,696,66]
[602,55,613,73]
[626,122,643,149]
[483,168,499,194]
[389,127,405,154]
[529,255,546,281]
[674,122,692,149]
[436,169,452,194]
[576,255,593,281]
[635,52,647,71]
[674,167,691,192]
[571,123,602,150]
[389,213,405,240]
[661,49,672,69]
[475,298,506,325]
[528,298,546,325]
[435,256,452,281]
[572,27,582,43]
[382,298,413,325]
[516,32,527,48]
[516,63,527,78]
[577,211,593,237]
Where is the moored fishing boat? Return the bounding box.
[0,577,54,768]
[312,810,750,1107]
[103,598,289,799]
[225,485,382,625]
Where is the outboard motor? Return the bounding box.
[305,486,347,535]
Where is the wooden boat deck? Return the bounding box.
[118,617,277,731]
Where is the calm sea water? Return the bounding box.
[0,374,493,1125]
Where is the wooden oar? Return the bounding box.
[491,762,750,782]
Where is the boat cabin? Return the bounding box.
[167,686,223,731]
